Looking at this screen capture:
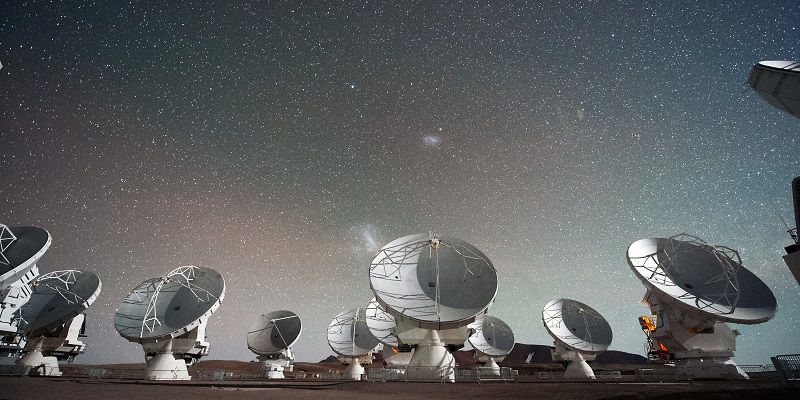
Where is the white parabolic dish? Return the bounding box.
[369,233,497,326]
[20,270,101,335]
[0,226,51,289]
[365,298,398,347]
[327,308,379,357]
[627,236,777,324]
[468,314,515,357]
[114,266,226,342]
[247,310,301,355]
[542,298,612,354]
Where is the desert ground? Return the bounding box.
[2,360,798,400]
[2,376,797,400]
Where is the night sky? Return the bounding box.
[2,1,798,365]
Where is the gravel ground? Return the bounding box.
[2,377,797,400]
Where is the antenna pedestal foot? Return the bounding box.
[564,357,595,379]
[265,368,285,379]
[258,355,290,379]
[141,322,210,380]
[337,355,372,380]
[481,357,501,376]
[551,342,596,379]
[17,349,61,376]
[405,330,455,382]
[146,353,190,380]
[343,362,365,380]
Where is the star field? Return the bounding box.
[1,1,799,365]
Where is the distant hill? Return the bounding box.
[321,343,646,367]
[595,350,647,365]
[454,343,647,365]
[499,343,557,364]
[318,355,340,363]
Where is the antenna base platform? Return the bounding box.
[16,315,87,377]
[675,358,749,380]
[16,349,61,376]
[0,342,25,360]
[257,353,293,379]
[0,265,40,354]
[30,314,86,359]
[642,291,748,380]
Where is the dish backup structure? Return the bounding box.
[247,310,301,378]
[747,60,800,119]
[782,177,800,286]
[542,299,612,379]
[327,307,380,380]
[16,270,101,375]
[467,314,515,375]
[0,224,50,361]
[628,234,777,380]
[114,266,225,380]
[369,232,498,382]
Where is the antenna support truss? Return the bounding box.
[0,224,17,266]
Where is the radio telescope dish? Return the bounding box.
[468,314,514,376]
[247,310,301,379]
[328,308,379,357]
[747,60,800,119]
[248,310,301,355]
[627,234,777,380]
[0,225,50,289]
[365,298,414,367]
[114,266,225,380]
[16,270,101,376]
[369,232,498,382]
[468,314,515,358]
[20,270,101,335]
[115,266,225,341]
[369,233,497,326]
[327,308,379,380]
[627,235,777,324]
[365,297,398,347]
[542,299,611,379]
[542,299,612,354]
[0,224,50,360]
